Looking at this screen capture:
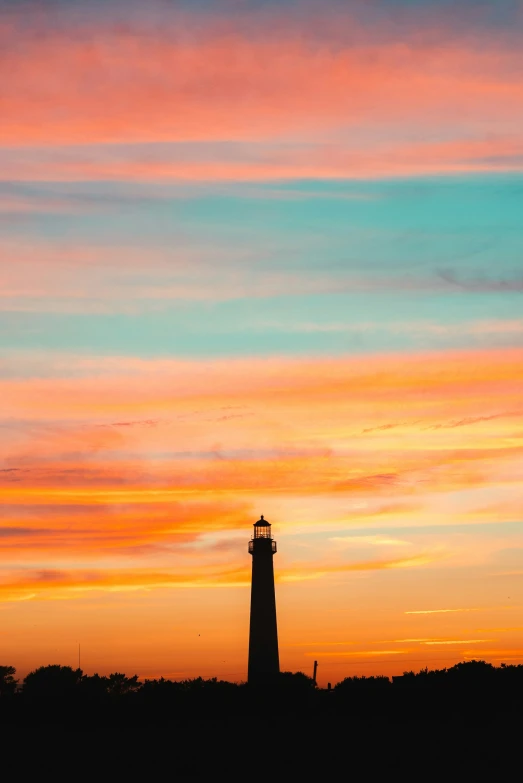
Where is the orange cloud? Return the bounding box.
[0,564,252,603]
[1,348,522,600]
[0,549,437,602]
[278,553,439,583]
[305,650,410,657]
[1,349,522,504]
[0,498,253,560]
[2,348,522,415]
[422,639,492,645]
[404,608,485,615]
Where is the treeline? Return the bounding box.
[1,659,523,727]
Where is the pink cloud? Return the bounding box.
[0,13,521,182]
[2,137,523,184]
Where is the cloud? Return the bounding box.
[0,5,522,182]
[287,641,356,647]
[390,637,494,644]
[0,564,253,602]
[250,320,523,337]
[362,422,410,434]
[490,570,523,576]
[304,650,410,657]
[422,639,493,645]
[2,348,522,482]
[333,473,399,491]
[0,193,88,215]
[462,649,523,659]
[279,553,438,582]
[0,496,255,558]
[438,270,523,293]
[109,419,161,428]
[4,223,523,315]
[425,411,522,430]
[0,527,49,539]
[0,548,437,601]
[329,535,411,546]
[0,347,522,574]
[404,608,484,615]
[3,139,523,184]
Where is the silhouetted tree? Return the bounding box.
[447,660,495,682]
[0,658,519,733]
[397,666,447,687]
[79,673,109,700]
[278,671,316,690]
[334,675,391,692]
[0,665,17,697]
[23,665,83,697]
[178,676,239,694]
[106,672,140,697]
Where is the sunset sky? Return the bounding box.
[1,0,523,686]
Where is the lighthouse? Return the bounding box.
[248,515,280,684]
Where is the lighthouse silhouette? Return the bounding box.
[248,515,280,683]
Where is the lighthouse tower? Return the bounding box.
[248,515,280,684]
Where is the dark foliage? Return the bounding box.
[1,659,523,729]
[334,674,391,691]
[1,661,522,776]
[0,665,17,697]
[23,664,83,697]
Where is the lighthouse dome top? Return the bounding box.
[252,515,273,540]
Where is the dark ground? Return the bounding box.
[2,662,522,779]
[3,716,522,780]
